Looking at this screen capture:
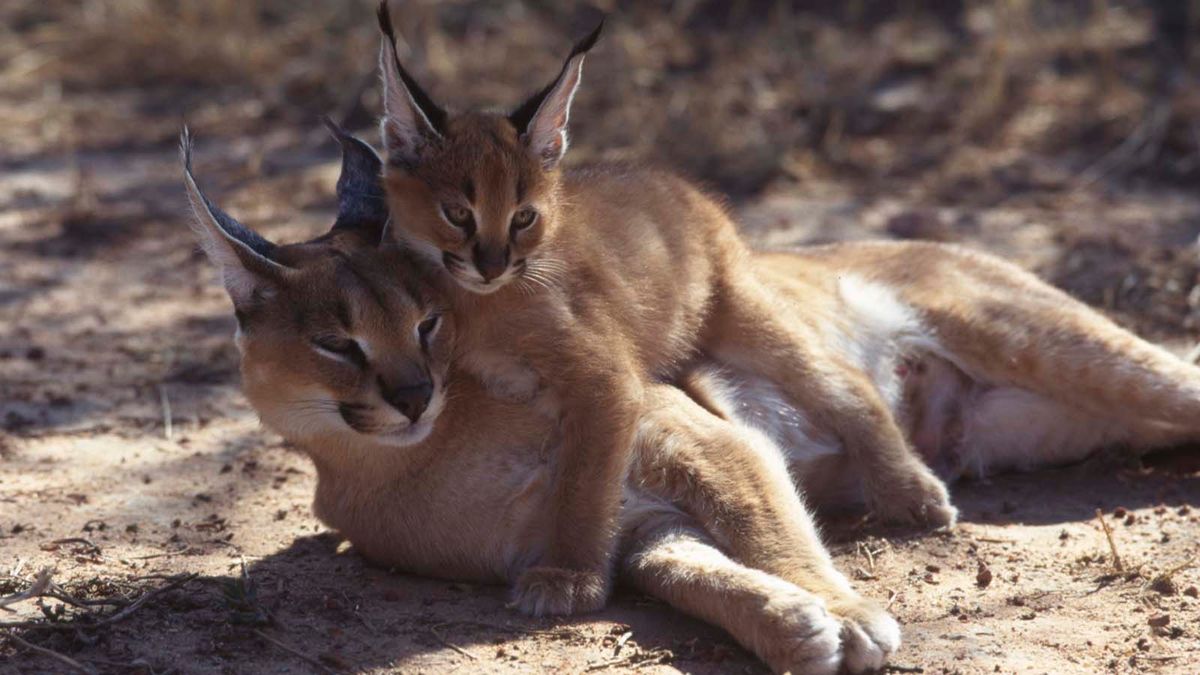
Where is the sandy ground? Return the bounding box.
[2,137,1199,674]
[4,2,1200,673]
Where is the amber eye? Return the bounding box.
[441,204,475,231]
[511,207,538,231]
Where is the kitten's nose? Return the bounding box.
[380,377,433,423]
[473,243,509,282]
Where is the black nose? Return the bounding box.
[380,378,433,423]
[472,243,509,283]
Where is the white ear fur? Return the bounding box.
[523,52,587,169]
[181,139,285,307]
[378,39,441,168]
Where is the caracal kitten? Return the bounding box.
[180,125,904,674]
[374,4,953,614]
[376,8,1200,614]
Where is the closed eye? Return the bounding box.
[311,335,366,367]
[417,314,440,350]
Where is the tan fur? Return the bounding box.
[182,219,898,671]
[198,236,1200,673]
[377,33,952,614]
[186,122,1200,672]
[753,242,1200,478]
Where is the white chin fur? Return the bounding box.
[372,418,435,447]
[369,378,446,447]
[456,277,508,295]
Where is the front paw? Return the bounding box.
[827,597,901,674]
[508,566,609,616]
[868,463,957,528]
[758,589,843,675]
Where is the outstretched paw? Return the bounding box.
[508,566,609,617]
[828,597,901,674]
[757,589,842,675]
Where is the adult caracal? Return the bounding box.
[181,125,903,674]
[375,4,953,616]
[183,124,1200,672]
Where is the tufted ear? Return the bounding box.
[508,20,603,169]
[322,116,390,244]
[377,0,446,169]
[180,128,289,309]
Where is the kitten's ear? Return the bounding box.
[180,128,288,308]
[322,116,389,245]
[377,1,446,169]
[509,19,604,169]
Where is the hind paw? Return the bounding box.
[508,566,609,616]
[869,464,957,528]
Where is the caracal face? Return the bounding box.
[234,244,454,449]
[181,126,454,450]
[376,2,601,295]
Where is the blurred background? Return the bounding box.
[3,1,1200,339]
[2,4,1200,672]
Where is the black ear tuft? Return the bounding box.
[569,18,605,61]
[508,18,605,136]
[376,0,447,135]
[179,127,277,260]
[321,116,389,240]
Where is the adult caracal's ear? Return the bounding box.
[377,0,446,169]
[322,116,390,245]
[509,19,604,169]
[179,128,288,308]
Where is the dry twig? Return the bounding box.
[0,573,195,632]
[584,648,672,671]
[2,631,97,674]
[158,384,173,441]
[0,567,54,611]
[1095,509,1123,572]
[253,629,336,674]
[430,623,478,660]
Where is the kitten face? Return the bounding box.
[383,114,557,295]
[376,5,601,295]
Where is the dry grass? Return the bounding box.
[2,1,1196,194]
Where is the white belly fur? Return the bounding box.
[703,274,1121,502]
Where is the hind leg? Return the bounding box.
[621,498,898,675]
[950,384,1195,478]
[703,277,956,528]
[869,243,1200,433]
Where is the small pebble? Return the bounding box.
[976,561,993,589]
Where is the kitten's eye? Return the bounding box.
[511,207,538,231]
[311,336,365,366]
[417,314,440,349]
[441,204,475,231]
